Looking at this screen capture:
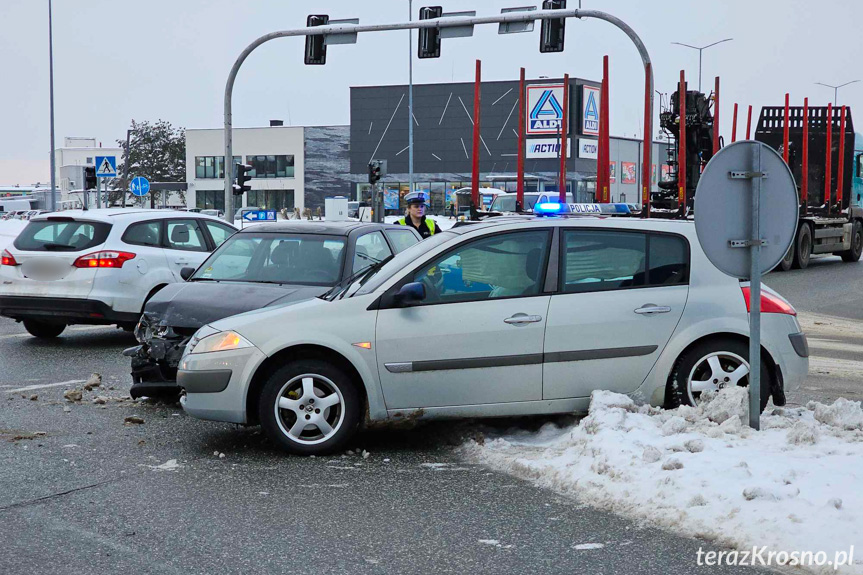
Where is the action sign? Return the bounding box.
[95,156,117,178]
[242,210,277,222]
[526,84,565,135]
[130,176,150,197]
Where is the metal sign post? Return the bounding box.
[694,141,798,430]
[748,143,763,429]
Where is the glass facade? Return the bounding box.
[246,189,295,211]
[195,190,226,212]
[195,156,241,179]
[247,155,294,179]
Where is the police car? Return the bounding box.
[179,215,808,455]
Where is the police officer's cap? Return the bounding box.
[405,191,429,205]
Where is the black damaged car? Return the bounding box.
[125,220,421,399]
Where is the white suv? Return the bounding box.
[0,209,237,338]
[179,215,809,455]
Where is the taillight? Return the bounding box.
[741,286,796,316]
[1,249,18,266]
[73,251,136,269]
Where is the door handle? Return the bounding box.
[175,259,189,265]
[634,304,671,315]
[504,313,543,325]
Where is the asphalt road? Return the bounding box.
[0,326,768,575]
[2,252,860,575]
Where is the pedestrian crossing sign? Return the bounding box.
[95,156,117,178]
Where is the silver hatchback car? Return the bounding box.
[179,216,809,455]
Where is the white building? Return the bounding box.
[186,124,306,215]
[54,137,122,193]
[185,123,353,216]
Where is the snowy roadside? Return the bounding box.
[463,388,863,574]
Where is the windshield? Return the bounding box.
[191,232,346,286]
[490,195,538,213]
[350,231,455,297]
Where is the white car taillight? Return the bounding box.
[1,249,18,266]
[73,251,136,269]
[741,286,797,316]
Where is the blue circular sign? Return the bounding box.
[130,176,150,197]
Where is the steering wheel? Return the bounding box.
[419,274,441,302]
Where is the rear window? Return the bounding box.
[14,220,111,252]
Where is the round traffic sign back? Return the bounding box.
[694,141,798,279]
[130,176,150,197]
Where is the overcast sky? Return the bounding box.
[2,0,861,184]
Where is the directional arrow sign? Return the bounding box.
[242,210,277,222]
[95,156,117,178]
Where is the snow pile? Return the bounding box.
[463,388,863,574]
[0,220,27,251]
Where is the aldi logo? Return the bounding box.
[582,85,601,136]
[526,84,565,135]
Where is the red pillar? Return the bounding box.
[598,56,611,203]
[825,103,833,213]
[746,105,753,140]
[471,59,481,212]
[678,70,686,210]
[783,93,790,163]
[837,105,847,208]
[642,63,652,216]
[559,74,569,203]
[731,103,738,142]
[516,67,526,212]
[802,98,809,213]
[712,77,720,154]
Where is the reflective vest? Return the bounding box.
[396,217,436,236]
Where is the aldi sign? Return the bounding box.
[581,85,601,136]
[526,138,571,159]
[526,84,565,135]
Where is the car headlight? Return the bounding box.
[188,331,253,355]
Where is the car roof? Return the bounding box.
[237,220,404,236]
[31,209,234,226]
[447,214,696,236]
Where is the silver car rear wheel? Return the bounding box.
[685,351,749,405]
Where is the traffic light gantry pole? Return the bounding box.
[222,8,655,223]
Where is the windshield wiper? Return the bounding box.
[321,254,394,301]
[187,277,216,282]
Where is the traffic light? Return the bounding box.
[233,164,252,196]
[84,166,97,190]
[368,161,382,185]
[418,6,443,59]
[305,15,329,65]
[539,0,566,53]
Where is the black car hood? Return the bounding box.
[143,281,329,329]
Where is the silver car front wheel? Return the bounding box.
[259,359,361,455]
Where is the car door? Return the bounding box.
[542,229,690,399]
[163,218,210,280]
[375,229,552,409]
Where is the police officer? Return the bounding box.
[396,191,442,239]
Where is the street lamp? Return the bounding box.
[48,0,57,211]
[671,38,733,92]
[814,80,861,106]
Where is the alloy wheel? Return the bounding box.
[273,373,345,445]
[686,351,750,405]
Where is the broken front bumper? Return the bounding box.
[125,332,191,398]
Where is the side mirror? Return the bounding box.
[393,282,426,305]
[180,267,196,281]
